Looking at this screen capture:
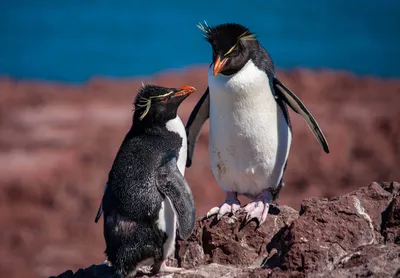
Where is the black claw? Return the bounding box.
[268,204,281,215]
[209,215,221,227]
[200,215,209,221]
[238,214,262,231]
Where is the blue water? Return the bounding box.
[1,0,399,82]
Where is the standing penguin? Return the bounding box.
[94,83,188,224]
[186,22,329,226]
[99,84,196,277]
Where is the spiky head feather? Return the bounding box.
[196,22,257,44]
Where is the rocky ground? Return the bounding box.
[51,182,400,277]
[1,67,400,278]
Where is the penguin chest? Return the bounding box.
[166,116,187,176]
[208,61,292,196]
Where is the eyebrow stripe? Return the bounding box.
[224,43,238,56]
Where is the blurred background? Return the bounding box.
[1,0,400,81]
[0,1,399,277]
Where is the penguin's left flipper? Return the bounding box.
[157,156,196,240]
[94,183,108,223]
[94,203,103,223]
[273,77,330,154]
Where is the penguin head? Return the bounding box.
[133,84,196,125]
[198,22,258,76]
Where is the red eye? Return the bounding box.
[161,98,167,102]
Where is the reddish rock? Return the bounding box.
[381,182,400,244]
[324,244,400,278]
[51,182,400,278]
[276,182,397,272]
[173,206,298,268]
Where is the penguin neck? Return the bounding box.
[126,116,184,139]
[208,59,272,102]
[165,116,185,136]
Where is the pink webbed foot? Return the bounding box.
[206,192,241,220]
[244,190,272,226]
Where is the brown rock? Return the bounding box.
[276,182,397,272]
[311,244,400,278]
[173,206,298,268]
[381,182,400,245]
[51,182,400,278]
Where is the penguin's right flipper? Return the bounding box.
[157,156,196,240]
[185,87,210,167]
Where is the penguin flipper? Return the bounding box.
[94,183,108,223]
[185,87,210,167]
[273,77,330,154]
[94,203,103,223]
[157,156,196,240]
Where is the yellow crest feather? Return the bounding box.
[136,97,151,121]
[238,30,256,41]
[224,42,238,56]
[224,30,257,56]
[196,21,211,38]
[136,91,174,121]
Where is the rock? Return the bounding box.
[315,244,400,278]
[51,182,400,278]
[173,206,299,268]
[49,264,113,278]
[381,182,400,244]
[275,182,396,272]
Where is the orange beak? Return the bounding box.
[173,85,196,97]
[213,56,227,76]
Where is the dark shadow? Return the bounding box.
[262,225,291,270]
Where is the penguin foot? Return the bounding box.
[151,261,184,274]
[206,191,240,220]
[244,191,272,226]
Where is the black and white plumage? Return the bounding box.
[96,84,196,277]
[186,22,329,226]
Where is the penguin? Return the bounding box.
[94,83,189,224]
[186,22,329,226]
[98,84,196,277]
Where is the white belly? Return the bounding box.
[159,116,185,258]
[156,196,178,259]
[208,60,292,198]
